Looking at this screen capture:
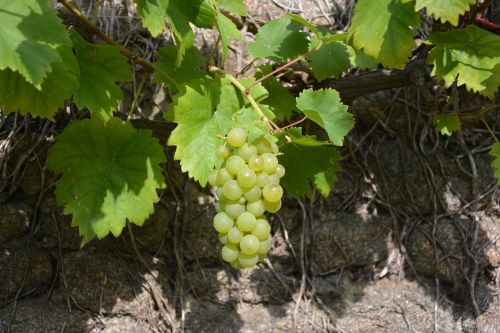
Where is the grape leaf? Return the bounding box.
[427,25,500,98]
[296,88,354,146]
[287,13,320,36]
[47,117,166,245]
[167,78,240,185]
[0,46,79,120]
[433,114,461,136]
[71,34,131,121]
[0,0,71,88]
[277,128,341,198]
[307,38,351,81]
[233,108,269,144]
[247,15,309,62]
[491,143,500,185]
[154,45,206,85]
[218,0,248,16]
[134,0,169,37]
[415,0,475,26]
[346,0,420,68]
[216,12,242,58]
[348,48,379,70]
[256,66,296,120]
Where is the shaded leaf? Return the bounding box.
[307,38,351,81]
[433,114,461,136]
[134,0,169,37]
[154,45,206,85]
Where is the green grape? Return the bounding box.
[258,254,266,263]
[237,167,257,188]
[236,212,256,232]
[240,235,260,255]
[226,155,246,175]
[237,143,258,162]
[216,168,233,185]
[263,183,283,202]
[246,199,265,217]
[216,145,230,160]
[261,153,278,173]
[214,202,223,213]
[256,172,270,188]
[221,244,239,262]
[231,260,243,269]
[248,155,265,172]
[213,212,234,233]
[256,140,272,154]
[208,170,218,186]
[263,199,282,213]
[244,186,262,202]
[223,179,243,200]
[268,173,280,185]
[271,142,279,154]
[238,252,259,267]
[227,227,243,244]
[252,219,271,240]
[239,197,246,204]
[227,128,247,147]
[275,164,285,178]
[218,233,228,245]
[258,239,272,255]
[225,201,246,218]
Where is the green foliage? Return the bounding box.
[433,114,461,136]
[256,66,296,120]
[217,0,248,16]
[347,0,420,68]
[247,16,309,62]
[296,88,354,146]
[0,0,71,88]
[307,38,351,81]
[134,0,169,37]
[233,108,269,144]
[491,143,500,185]
[167,78,238,185]
[215,11,242,58]
[154,46,206,85]
[47,117,167,245]
[415,0,475,26]
[278,128,341,198]
[0,46,79,120]
[71,34,132,121]
[427,25,500,98]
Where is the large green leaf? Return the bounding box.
[134,0,169,37]
[255,66,296,121]
[307,38,351,81]
[71,34,131,121]
[247,15,309,62]
[278,128,341,198]
[0,0,71,88]
[233,108,269,144]
[216,12,242,58]
[218,0,248,16]
[433,114,461,136]
[415,0,475,26]
[167,77,240,185]
[0,46,79,120]
[47,117,167,245]
[427,25,500,98]
[153,45,207,86]
[491,143,500,185]
[296,88,354,146]
[347,0,420,68]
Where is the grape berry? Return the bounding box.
[210,128,285,269]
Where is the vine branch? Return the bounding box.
[57,0,178,86]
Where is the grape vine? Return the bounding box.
[0,0,499,268]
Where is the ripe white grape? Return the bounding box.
[248,155,265,171]
[213,212,234,233]
[238,252,259,267]
[237,167,257,188]
[216,168,232,185]
[224,201,246,218]
[244,186,262,202]
[255,172,270,188]
[256,140,272,154]
[268,173,280,185]
[236,212,256,232]
[226,155,245,175]
[237,143,258,162]
[208,170,218,186]
[218,233,228,245]
[223,179,243,200]
[221,244,239,262]
[263,199,282,213]
[246,199,265,217]
[216,145,230,160]
[240,235,260,255]
[275,164,285,178]
[252,219,271,240]
[263,183,283,202]
[258,239,272,255]
[227,227,243,244]
[261,153,278,173]
[227,128,247,147]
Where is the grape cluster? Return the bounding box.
[209,127,285,269]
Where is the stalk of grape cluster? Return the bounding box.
[209,128,285,269]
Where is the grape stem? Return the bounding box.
[209,66,280,131]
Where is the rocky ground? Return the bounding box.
[1,0,500,332]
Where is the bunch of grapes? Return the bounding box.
[209,127,285,269]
